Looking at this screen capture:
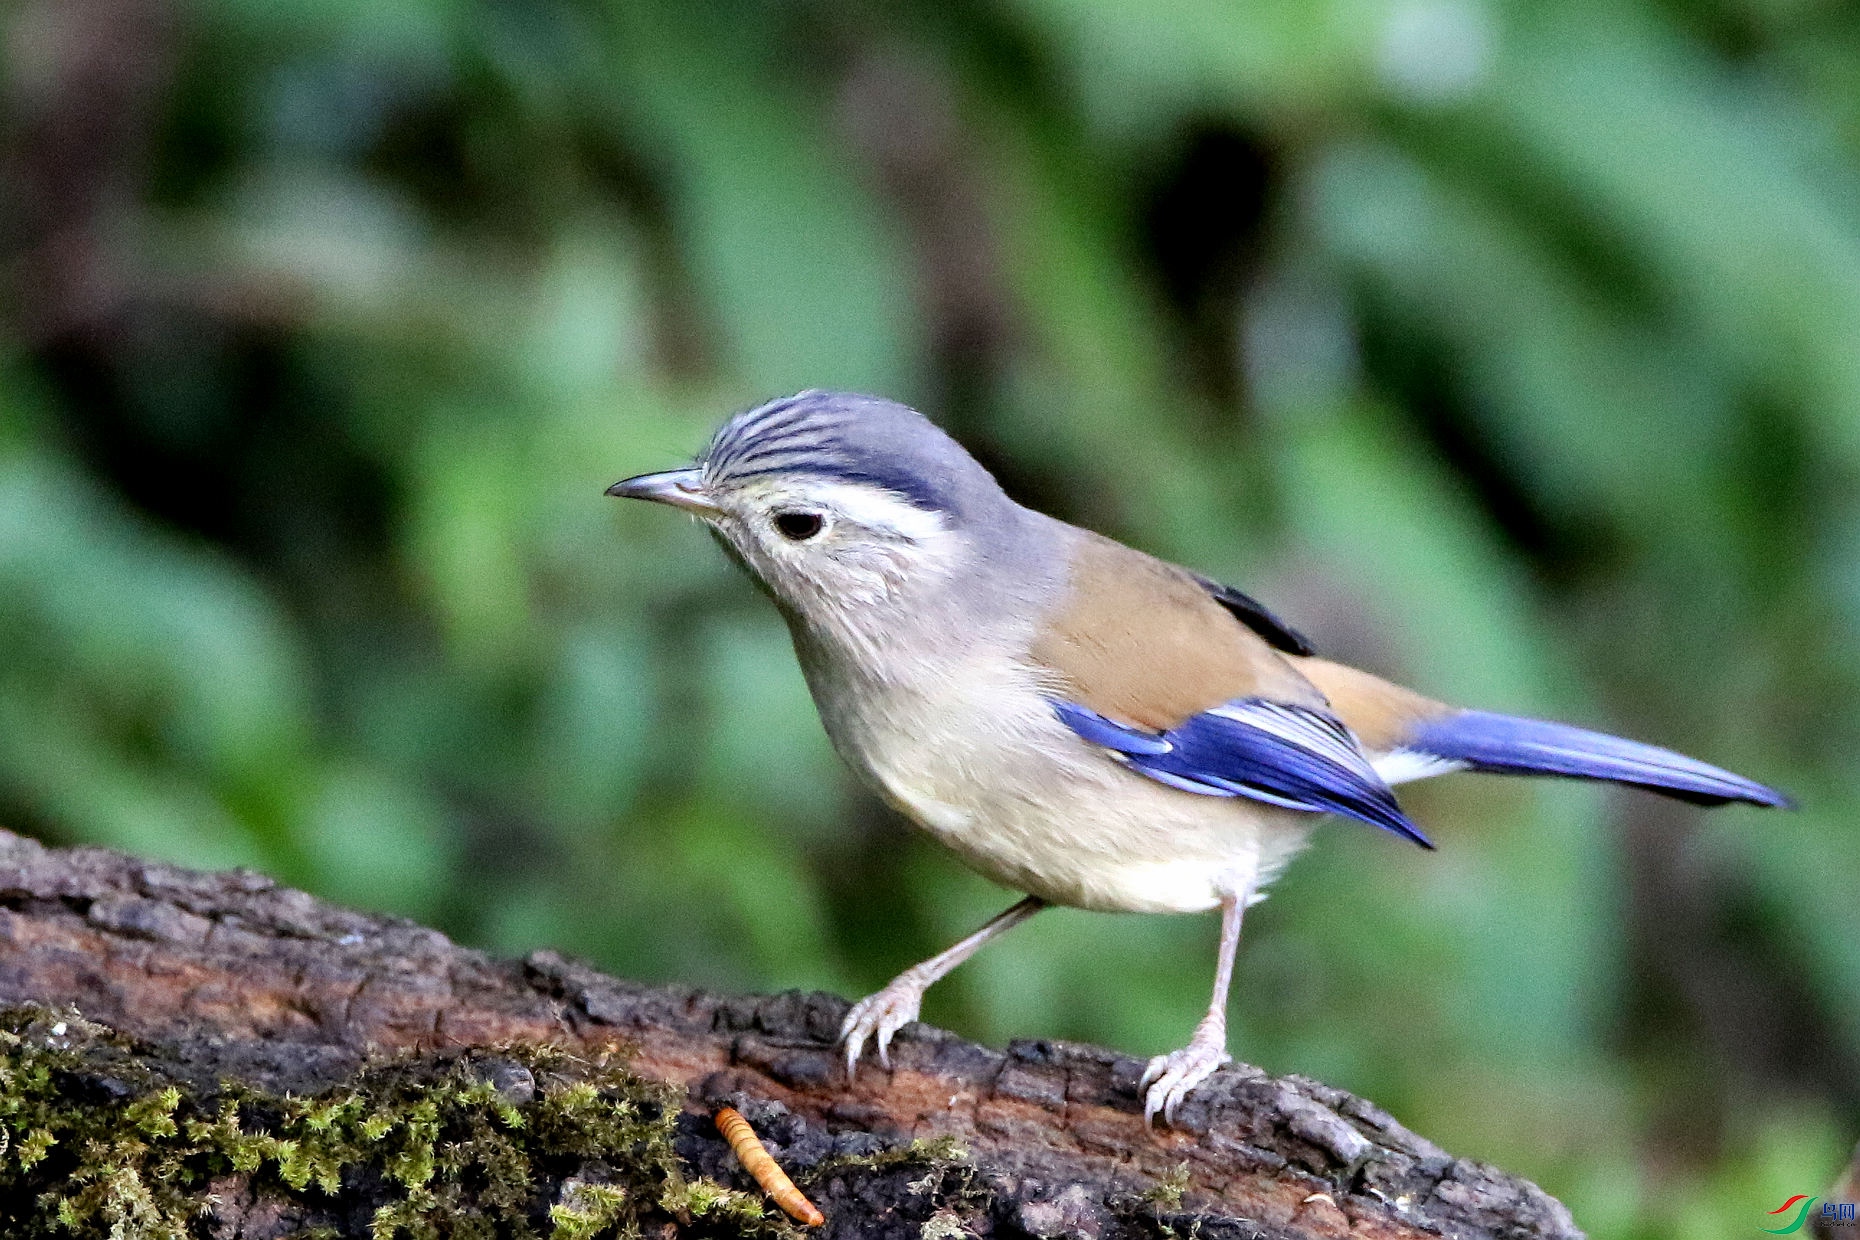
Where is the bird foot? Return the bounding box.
[838,976,925,1077]
[1139,1036,1230,1125]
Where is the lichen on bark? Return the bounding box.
[0,1005,717,1238]
[0,1003,1008,1240]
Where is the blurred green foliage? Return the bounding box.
[2,0,1856,1233]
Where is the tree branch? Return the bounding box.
[0,829,1581,1238]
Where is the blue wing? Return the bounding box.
[1052,698,1433,848]
[1405,710,1791,808]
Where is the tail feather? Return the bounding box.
[1408,710,1791,808]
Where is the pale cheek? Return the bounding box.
[720,533,782,585]
[806,553,911,607]
[755,538,902,600]
[724,525,959,621]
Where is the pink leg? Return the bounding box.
[840,895,1046,1074]
[1140,883,1247,1124]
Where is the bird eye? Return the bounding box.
[773,511,825,541]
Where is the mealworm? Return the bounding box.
[715,1106,825,1227]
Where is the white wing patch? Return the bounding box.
[1372,749,1471,785]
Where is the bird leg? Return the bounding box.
[840,895,1046,1076]
[1140,881,1248,1125]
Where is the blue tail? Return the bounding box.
[1409,710,1791,808]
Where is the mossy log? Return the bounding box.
[0,829,1582,1239]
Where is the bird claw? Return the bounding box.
[1140,1040,1230,1126]
[838,979,924,1079]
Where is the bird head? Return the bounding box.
[608,391,1039,658]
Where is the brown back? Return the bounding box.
[1288,657,1452,751]
[1029,531,1323,730]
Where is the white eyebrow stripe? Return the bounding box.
[796,481,949,541]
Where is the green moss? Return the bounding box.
[807,1133,969,1180]
[800,1132,986,1229]
[0,1005,768,1240]
[1140,1162,1190,1211]
[547,1181,630,1239]
[917,1210,971,1240]
[668,1178,769,1226]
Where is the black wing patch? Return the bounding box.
[1190,573,1316,656]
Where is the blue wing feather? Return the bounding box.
[1050,700,1173,755]
[1408,710,1792,808]
[1053,698,1433,849]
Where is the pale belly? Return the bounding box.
[882,757,1315,913]
[812,665,1315,914]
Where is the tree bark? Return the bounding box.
[0,829,1582,1239]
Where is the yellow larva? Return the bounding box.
[715,1106,826,1227]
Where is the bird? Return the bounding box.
[606,390,1789,1125]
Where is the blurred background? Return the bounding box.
[2,0,1856,1232]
